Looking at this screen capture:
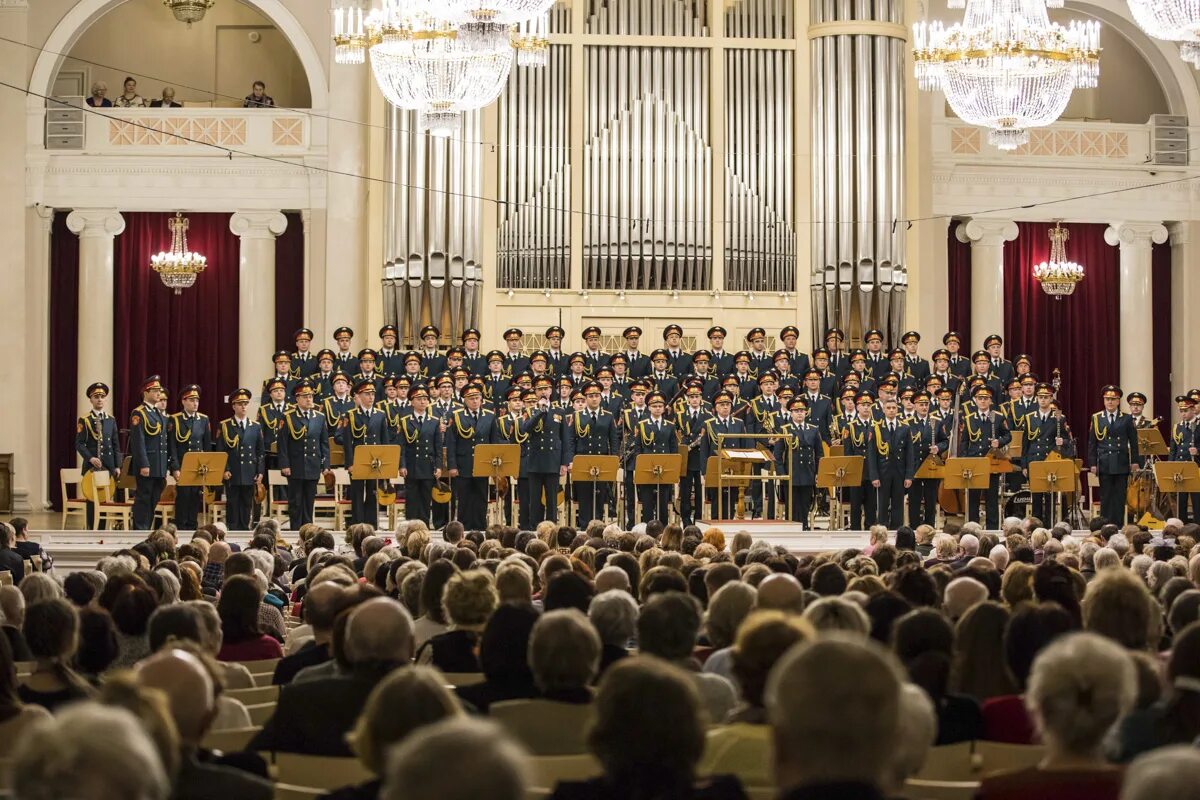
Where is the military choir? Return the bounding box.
[74,322,1200,531]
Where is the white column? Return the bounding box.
[66,209,125,415]
[956,218,1018,348]
[1168,222,1199,409]
[1105,221,1167,417]
[324,58,369,342]
[230,211,287,396]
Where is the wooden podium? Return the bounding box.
[816,455,864,530]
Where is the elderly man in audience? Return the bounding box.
[382,717,529,800]
[0,585,31,661]
[137,648,273,800]
[249,596,414,756]
[272,581,343,685]
[755,572,805,614]
[1120,746,1200,800]
[588,589,638,676]
[637,592,737,723]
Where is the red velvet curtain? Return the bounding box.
[48,211,304,509]
[947,220,972,339]
[1152,240,1172,434]
[1002,221,1119,446]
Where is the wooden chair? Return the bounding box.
[154,474,176,528]
[252,670,277,687]
[525,754,602,791]
[227,684,280,705]
[60,468,88,529]
[971,741,1045,776]
[491,699,595,756]
[332,469,353,530]
[272,754,372,790]
[313,475,340,526]
[201,726,261,752]
[903,779,980,800]
[236,658,282,674]
[91,470,133,530]
[267,470,290,523]
[441,672,485,687]
[274,784,324,800]
[245,702,277,726]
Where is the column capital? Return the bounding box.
[1167,221,1191,245]
[230,210,287,240]
[1104,221,1168,247]
[956,218,1018,246]
[66,208,125,238]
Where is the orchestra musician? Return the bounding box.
[497,387,532,529]
[1168,394,1200,523]
[217,388,265,531]
[169,384,212,531]
[277,381,330,527]
[75,382,121,529]
[336,379,390,526]
[677,383,713,526]
[129,376,170,531]
[1088,385,1142,525]
[906,391,940,526]
[951,384,1011,530]
[631,392,679,523]
[522,376,569,524]
[566,381,621,526]
[398,385,442,528]
[843,391,879,530]
[774,397,822,525]
[446,383,499,531]
[1020,382,1075,524]
[869,397,914,529]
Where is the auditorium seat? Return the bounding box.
[59,469,87,529]
[245,702,277,726]
[441,672,485,687]
[904,778,981,800]
[525,754,602,790]
[914,741,1045,782]
[490,699,595,756]
[201,725,261,752]
[237,658,282,674]
[227,685,280,705]
[274,784,323,800]
[271,753,372,790]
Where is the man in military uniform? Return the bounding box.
[618,380,652,524]
[291,328,319,378]
[746,328,771,375]
[1127,392,1155,429]
[352,349,386,397]
[332,326,356,371]
[446,383,499,530]
[746,372,784,519]
[520,375,568,524]
[401,351,425,384]
[312,349,340,400]
[846,351,878,394]
[541,326,566,376]
[843,391,879,530]
[482,351,511,410]
[1168,394,1200,522]
[775,397,823,525]
[731,352,759,400]
[688,351,720,401]
[810,349,839,397]
[677,383,713,525]
[565,381,620,526]
[797,369,832,436]
[378,325,404,376]
[702,391,750,518]
[631,392,679,524]
[503,328,529,375]
[899,331,929,383]
[398,385,442,527]
[169,384,212,530]
[772,350,801,393]
[607,353,632,398]
[662,324,691,376]
[323,373,355,426]
[1089,385,1141,524]
[1021,382,1072,524]
[378,377,413,439]
[943,332,971,378]
[497,387,531,528]
[75,382,122,529]
[336,379,391,526]
[778,326,809,376]
[984,335,1015,385]
[956,385,1011,529]
[565,353,590,388]
[260,351,297,404]
[869,397,913,529]
[968,350,1004,400]
[621,327,650,378]
[580,326,608,374]
[417,325,445,375]
[430,374,459,420]
[825,328,849,376]
[1010,375,1039,423]
[258,377,291,519]
[906,391,941,526]
[277,381,330,527]
[462,329,486,375]
[217,388,265,531]
[594,367,623,416]
[647,349,677,400]
[929,349,962,396]
[129,376,170,530]
[706,326,734,377]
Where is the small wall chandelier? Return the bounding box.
[1032,221,1085,299]
[163,0,215,26]
[151,213,207,295]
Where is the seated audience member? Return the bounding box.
[1110,621,1200,762]
[201,542,230,594]
[949,601,1017,702]
[529,608,600,704]
[138,649,272,800]
[95,674,180,783]
[114,75,145,107]
[755,573,805,614]
[496,561,535,604]
[216,575,283,662]
[982,602,1075,744]
[74,606,119,681]
[977,633,1135,800]
[892,608,983,745]
[1119,746,1200,800]
[766,636,905,800]
[326,666,463,800]
[150,86,181,108]
[701,611,816,786]
[249,597,414,756]
[0,633,49,756]
[0,522,25,584]
[700,582,758,686]
[637,592,737,724]
[273,582,342,685]
[588,589,638,677]
[593,566,631,595]
[185,600,253,690]
[222,554,286,642]
[551,657,745,800]
[883,684,938,795]
[803,597,871,637]
[243,80,275,108]
[416,568,497,672]
[19,598,94,712]
[1082,568,1155,651]
[412,559,457,648]
[10,518,52,573]
[86,80,112,107]
[102,574,159,669]
[543,571,595,614]
[454,602,541,712]
[943,576,988,622]
[11,703,170,800]
[381,717,529,800]
[0,585,33,661]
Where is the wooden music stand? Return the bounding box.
[634,454,683,525]
[350,445,401,481]
[1139,428,1169,458]
[816,455,865,530]
[476,444,521,527]
[329,436,345,467]
[573,455,620,524]
[706,456,751,520]
[1154,461,1200,507]
[914,456,945,479]
[1008,431,1024,459]
[1029,459,1073,527]
[943,458,991,490]
[117,456,136,493]
[177,452,227,525]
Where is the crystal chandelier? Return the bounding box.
[913,0,1101,151]
[1032,221,1085,299]
[151,213,207,295]
[1126,0,1200,68]
[332,0,549,135]
[163,0,215,26]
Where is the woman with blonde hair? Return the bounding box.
[416,569,497,672]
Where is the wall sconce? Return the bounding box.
[507,289,514,299]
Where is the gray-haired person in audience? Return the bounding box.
[1120,746,1200,800]
[12,703,170,800]
[767,635,905,799]
[699,581,758,686]
[529,609,600,704]
[588,589,638,676]
[381,717,529,800]
[272,582,343,685]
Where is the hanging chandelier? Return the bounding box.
[913,0,1101,151]
[332,0,550,135]
[1032,221,1085,299]
[163,0,215,26]
[151,213,207,295]
[1126,0,1200,68]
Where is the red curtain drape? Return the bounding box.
[1002,221,1120,447]
[1152,240,1172,435]
[48,211,304,509]
[947,220,972,339]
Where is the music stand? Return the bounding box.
[705,456,751,520]
[1154,461,1200,516]
[1139,428,1169,458]
[715,447,766,520]
[914,456,945,480]
[475,444,521,527]
[816,456,864,531]
[350,445,401,480]
[573,455,620,524]
[1029,459,1072,527]
[944,457,992,526]
[634,454,682,525]
[177,452,227,525]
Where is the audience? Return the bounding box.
[588,589,637,676]
[114,75,146,107]
[243,80,275,108]
[86,80,112,107]
[637,592,737,723]
[416,568,496,672]
[216,574,284,662]
[0,632,49,757]
[382,717,528,800]
[454,601,540,712]
[0,522,26,583]
[19,598,93,712]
